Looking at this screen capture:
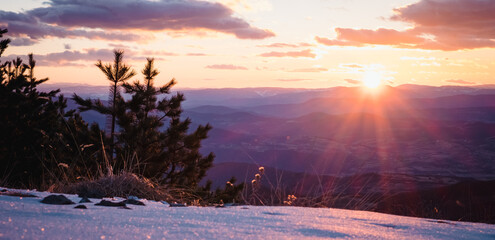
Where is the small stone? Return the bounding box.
[40,195,75,205]
[127,195,138,200]
[79,197,92,203]
[74,205,87,209]
[124,199,145,206]
[95,200,126,207]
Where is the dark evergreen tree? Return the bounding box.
[115,58,169,174]
[0,29,103,188]
[73,50,136,165]
[74,54,214,188]
[117,58,214,187]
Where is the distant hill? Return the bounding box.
[40,83,495,109]
[49,83,495,193]
[246,94,495,118]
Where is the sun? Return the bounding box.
[362,71,382,88]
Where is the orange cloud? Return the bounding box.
[344,79,361,84]
[334,28,423,45]
[316,0,495,51]
[206,64,248,70]
[315,37,363,47]
[259,49,316,58]
[289,67,327,72]
[257,42,314,48]
[276,78,312,82]
[340,64,364,69]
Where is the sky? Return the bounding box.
[1,0,495,89]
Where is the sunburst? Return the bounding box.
[362,71,382,88]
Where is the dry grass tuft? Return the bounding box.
[51,172,170,201]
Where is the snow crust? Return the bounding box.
[1,189,494,239]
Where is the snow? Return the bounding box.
[1,189,494,239]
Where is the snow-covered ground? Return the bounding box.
[1,189,494,239]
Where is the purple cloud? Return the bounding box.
[9,37,37,46]
[315,0,495,50]
[0,0,274,45]
[2,49,125,67]
[0,11,143,45]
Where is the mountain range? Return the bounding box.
[45,83,495,221]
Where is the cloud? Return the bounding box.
[259,49,316,58]
[257,42,314,48]
[0,13,144,46]
[141,50,179,56]
[340,64,363,69]
[216,0,272,13]
[337,28,423,45]
[400,56,436,61]
[288,67,327,72]
[187,53,208,56]
[0,0,274,44]
[316,0,495,50]
[445,79,475,85]
[36,49,116,66]
[315,37,364,47]
[344,79,361,84]
[205,64,248,70]
[9,37,37,46]
[2,49,137,67]
[276,78,311,82]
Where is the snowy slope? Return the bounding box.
[1,189,494,239]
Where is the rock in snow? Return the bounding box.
[1,189,495,239]
[95,200,126,207]
[123,199,145,206]
[79,197,91,203]
[94,199,145,207]
[40,195,75,205]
